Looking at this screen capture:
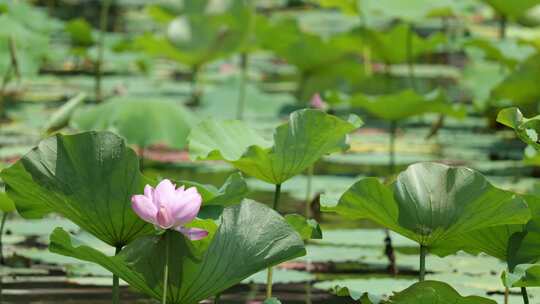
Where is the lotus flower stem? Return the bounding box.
[96,0,112,103]
[162,232,170,304]
[236,52,248,120]
[419,245,427,281]
[521,287,529,304]
[305,165,314,218]
[266,183,282,299]
[112,245,122,304]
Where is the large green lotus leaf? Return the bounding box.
[464,38,536,69]
[358,23,446,64]
[377,281,496,304]
[138,0,252,67]
[1,131,153,247]
[492,53,540,106]
[256,17,352,72]
[497,107,540,150]
[71,98,196,149]
[482,0,540,19]
[0,15,49,77]
[49,200,306,304]
[313,0,360,15]
[325,280,495,303]
[349,89,465,121]
[359,0,466,23]
[65,18,95,49]
[189,109,362,184]
[321,162,530,252]
[432,195,540,260]
[460,59,506,111]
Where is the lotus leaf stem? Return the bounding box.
[419,245,427,281]
[214,293,221,304]
[521,287,529,304]
[112,245,122,304]
[406,24,416,90]
[236,52,248,120]
[96,0,112,103]
[266,183,282,299]
[0,212,7,303]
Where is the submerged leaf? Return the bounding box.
[50,200,306,304]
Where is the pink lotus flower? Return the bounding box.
[310,93,328,111]
[131,179,208,240]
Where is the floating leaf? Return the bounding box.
[322,162,530,253]
[371,280,496,304]
[189,109,362,184]
[49,200,306,304]
[1,131,153,247]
